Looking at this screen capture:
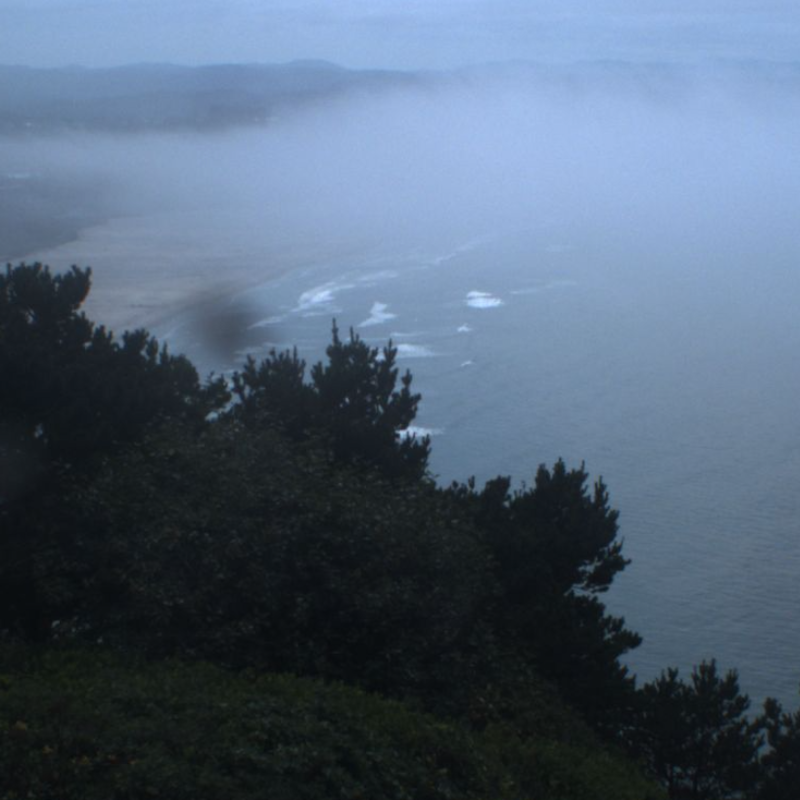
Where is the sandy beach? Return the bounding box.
[16,206,373,338]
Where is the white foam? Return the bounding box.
[430,235,492,267]
[298,286,334,308]
[396,343,436,358]
[249,314,286,329]
[460,360,474,367]
[358,302,397,328]
[295,279,355,314]
[466,290,503,309]
[457,324,472,333]
[399,425,443,440]
[234,341,281,358]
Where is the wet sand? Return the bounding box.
[16,207,370,336]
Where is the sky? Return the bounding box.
[2,0,799,69]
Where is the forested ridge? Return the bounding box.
[0,63,414,134]
[1,262,798,799]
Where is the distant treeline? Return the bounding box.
[4,59,800,136]
[0,62,417,134]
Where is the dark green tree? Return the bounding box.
[0,262,225,498]
[0,262,227,638]
[233,322,429,479]
[634,661,763,799]
[449,461,640,733]
[36,415,493,705]
[758,695,800,800]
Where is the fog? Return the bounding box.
[1,62,796,344]
[5,1,800,68]
[3,61,800,372]
[6,62,800,281]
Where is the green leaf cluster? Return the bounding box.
[634,661,764,799]
[0,262,226,497]
[232,322,429,479]
[0,646,662,800]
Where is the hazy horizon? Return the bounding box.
[3,1,800,70]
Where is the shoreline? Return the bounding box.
[16,207,381,340]
[0,173,113,265]
[1,214,106,265]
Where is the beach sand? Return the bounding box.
[17,207,370,337]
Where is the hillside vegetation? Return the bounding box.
[2,262,799,799]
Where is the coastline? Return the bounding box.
[0,173,112,266]
[0,212,106,265]
[15,207,377,340]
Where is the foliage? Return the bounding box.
[0,260,678,796]
[758,695,800,800]
[0,646,503,800]
[232,322,430,480]
[32,417,493,708]
[20,414,647,741]
[0,646,662,800]
[448,462,641,732]
[0,262,227,639]
[0,263,225,488]
[483,724,665,800]
[633,660,764,799]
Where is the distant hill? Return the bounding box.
[0,61,418,134]
[3,58,799,136]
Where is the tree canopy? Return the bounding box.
[0,263,640,725]
[0,262,225,501]
[3,261,798,800]
[633,661,764,799]
[232,322,430,479]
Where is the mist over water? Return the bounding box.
[5,61,800,705]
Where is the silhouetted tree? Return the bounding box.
[0,262,227,638]
[758,695,800,800]
[233,322,429,479]
[448,461,640,733]
[0,262,225,499]
[634,661,763,799]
